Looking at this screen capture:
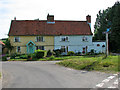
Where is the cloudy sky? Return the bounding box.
[0,0,118,39]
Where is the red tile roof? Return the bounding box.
[8,20,93,36]
[0,41,5,45]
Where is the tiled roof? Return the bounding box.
[8,20,93,36]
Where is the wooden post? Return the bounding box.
[106,32,109,57]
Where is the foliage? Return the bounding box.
[4,39,14,53]
[34,49,45,59]
[93,1,120,53]
[2,56,7,61]
[47,55,55,60]
[47,50,52,57]
[67,51,75,56]
[10,53,16,59]
[53,49,62,57]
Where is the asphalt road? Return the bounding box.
[2,61,119,88]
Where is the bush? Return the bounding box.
[48,55,55,60]
[20,55,28,59]
[34,49,46,59]
[2,56,7,61]
[75,52,81,56]
[53,49,62,57]
[47,50,52,57]
[10,53,16,59]
[67,51,75,56]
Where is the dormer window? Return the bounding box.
[61,36,69,42]
[82,37,87,41]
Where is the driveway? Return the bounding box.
[2,61,119,88]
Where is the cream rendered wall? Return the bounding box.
[9,36,54,54]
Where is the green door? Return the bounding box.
[29,46,34,53]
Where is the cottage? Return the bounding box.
[8,14,106,54]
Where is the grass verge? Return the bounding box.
[56,55,120,73]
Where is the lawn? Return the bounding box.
[56,55,120,73]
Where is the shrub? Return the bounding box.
[2,56,7,61]
[67,51,75,56]
[20,55,28,59]
[48,55,55,60]
[53,49,62,57]
[75,52,81,56]
[47,50,52,57]
[34,49,46,59]
[10,53,16,59]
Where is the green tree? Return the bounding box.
[5,39,14,54]
[93,1,120,53]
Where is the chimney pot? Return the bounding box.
[86,15,91,23]
[14,17,16,20]
[47,14,54,22]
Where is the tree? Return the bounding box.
[5,39,14,54]
[93,1,120,53]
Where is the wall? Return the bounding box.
[91,42,106,53]
[9,36,54,54]
[54,35,93,53]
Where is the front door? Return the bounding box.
[29,46,34,53]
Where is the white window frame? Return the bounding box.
[35,36,44,42]
[60,36,69,42]
[14,37,20,42]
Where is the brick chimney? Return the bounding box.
[86,15,91,23]
[47,14,54,22]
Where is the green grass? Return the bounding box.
[9,59,27,61]
[56,55,120,73]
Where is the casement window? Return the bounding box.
[82,37,88,41]
[17,46,21,52]
[61,36,69,41]
[36,46,44,50]
[14,37,20,42]
[36,36,44,42]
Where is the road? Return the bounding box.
[2,61,119,88]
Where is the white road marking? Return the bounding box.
[102,78,110,83]
[108,86,117,88]
[114,79,118,85]
[113,74,118,76]
[96,83,104,87]
[67,68,73,70]
[108,76,115,79]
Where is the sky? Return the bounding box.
[0,0,119,39]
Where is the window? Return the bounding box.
[61,36,69,41]
[82,37,87,41]
[36,46,44,50]
[61,46,65,52]
[36,36,44,42]
[17,46,21,52]
[97,44,100,46]
[14,37,20,42]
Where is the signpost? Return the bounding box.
[103,28,110,57]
